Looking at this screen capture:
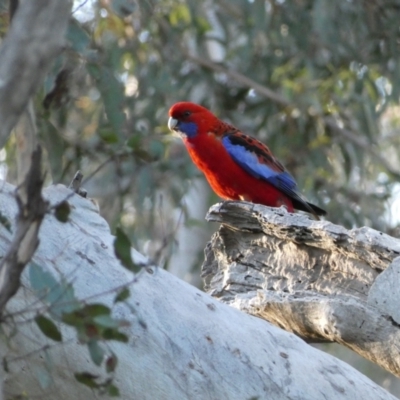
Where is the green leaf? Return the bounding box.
[88,65,125,137]
[62,303,111,327]
[54,200,70,223]
[108,384,120,397]
[50,282,80,318]
[111,0,136,16]
[132,147,154,163]
[126,135,141,150]
[137,166,152,203]
[149,140,165,159]
[67,19,90,53]
[99,127,119,144]
[35,315,62,342]
[29,262,58,297]
[74,372,100,389]
[114,287,130,303]
[0,212,11,232]
[86,63,100,79]
[3,358,8,373]
[101,74,125,135]
[88,340,104,366]
[38,119,66,183]
[81,304,111,317]
[106,353,118,373]
[62,310,84,327]
[102,328,129,343]
[169,4,191,26]
[29,263,79,318]
[93,315,120,328]
[114,227,141,273]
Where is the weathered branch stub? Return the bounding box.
[0,147,47,313]
[202,201,400,378]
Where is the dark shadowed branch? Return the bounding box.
[0,147,47,312]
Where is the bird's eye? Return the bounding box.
[183,110,191,117]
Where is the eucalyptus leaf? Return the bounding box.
[74,372,100,389]
[88,340,105,366]
[35,315,63,342]
[114,227,141,273]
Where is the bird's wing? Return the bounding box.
[222,132,298,193]
[221,132,319,217]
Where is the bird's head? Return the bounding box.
[168,102,217,140]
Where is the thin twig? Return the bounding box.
[68,170,87,197]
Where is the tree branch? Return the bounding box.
[14,101,38,184]
[0,0,72,148]
[0,146,47,313]
[202,201,400,378]
[0,184,395,399]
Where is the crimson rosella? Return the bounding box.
[168,102,326,219]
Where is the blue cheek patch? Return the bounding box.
[177,121,198,138]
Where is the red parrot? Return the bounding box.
[168,102,326,219]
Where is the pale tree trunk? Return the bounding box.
[0,0,72,148]
[0,181,397,400]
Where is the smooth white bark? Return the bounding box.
[0,184,395,399]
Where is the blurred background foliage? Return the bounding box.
[1,0,400,394]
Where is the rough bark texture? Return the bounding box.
[0,183,395,399]
[0,0,72,147]
[202,201,400,379]
[14,102,37,184]
[0,147,47,312]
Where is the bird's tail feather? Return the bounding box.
[292,198,327,220]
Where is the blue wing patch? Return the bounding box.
[221,133,324,218]
[222,135,298,195]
